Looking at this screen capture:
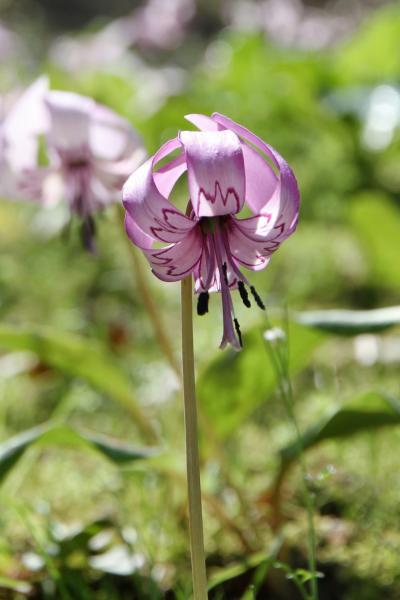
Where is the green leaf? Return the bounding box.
[280,391,400,467]
[198,322,322,438]
[0,325,156,442]
[0,576,32,594]
[349,193,400,290]
[334,6,400,84]
[296,306,400,335]
[0,423,156,485]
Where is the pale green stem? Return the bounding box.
[181,276,208,600]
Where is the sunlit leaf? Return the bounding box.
[0,325,156,442]
[0,423,156,485]
[334,6,400,84]
[296,306,400,335]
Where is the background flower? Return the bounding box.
[0,76,48,200]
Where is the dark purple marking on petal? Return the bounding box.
[197,183,241,216]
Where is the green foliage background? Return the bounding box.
[0,2,400,598]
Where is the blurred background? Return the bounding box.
[0,0,400,598]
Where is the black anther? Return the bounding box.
[250,286,265,310]
[234,318,243,348]
[197,292,209,316]
[238,281,251,308]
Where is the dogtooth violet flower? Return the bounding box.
[0,77,48,200]
[123,112,300,350]
[23,89,146,248]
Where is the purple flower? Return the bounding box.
[123,113,299,350]
[0,77,48,200]
[24,90,146,248]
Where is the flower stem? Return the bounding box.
[181,275,208,600]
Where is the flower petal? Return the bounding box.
[3,77,49,172]
[227,214,289,270]
[90,104,143,161]
[149,229,203,282]
[179,129,245,218]
[45,91,93,150]
[241,142,279,214]
[212,112,300,234]
[123,147,195,244]
[184,113,220,131]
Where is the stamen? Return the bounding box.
[80,215,96,253]
[197,291,209,316]
[234,318,243,348]
[238,281,251,308]
[250,286,266,310]
[222,262,228,286]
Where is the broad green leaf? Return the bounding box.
[296,306,400,335]
[280,392,400,467]
[349,193,400,290]
[0,423,156,485]
[198,322,322,438]
[0,325,156,442]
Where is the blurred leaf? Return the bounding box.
[280,391,400,467]
[208,538,282,592]
[334,6,400,84]
[198,322,322,438]
[349,193,400,290]
[0,576,32,594]
[0,325,156,442]
[296,306,400,335]
[0,423,156,485]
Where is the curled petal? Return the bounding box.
[126,214,202,282]
[123,152,195,244]
[184,113,220,132]
[212,112,300,234]
[179,129,245,218]
[153,153,187,198]
[227,217,274,271]
[125,212,154,250]
[241,143,279,214]
[148,229,203,282]
[45,91,93,150]
[3,77,49,173]
[90,104,143,161]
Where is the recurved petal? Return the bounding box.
[241,143,279,214]
[45,91,93,150]
[212,112,300,233]
[147,228,203,282]
[3,76,49,142]
[125,212,154,250]
[179,129,245,218]
[3,77,49,171]
[123,152,195,244]
[90,104,144,161]
[226,217,275,271]
[184,113,220,131]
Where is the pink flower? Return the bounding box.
[25,90,146,249]
[123,113,299,350]
[0,77,48,200]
